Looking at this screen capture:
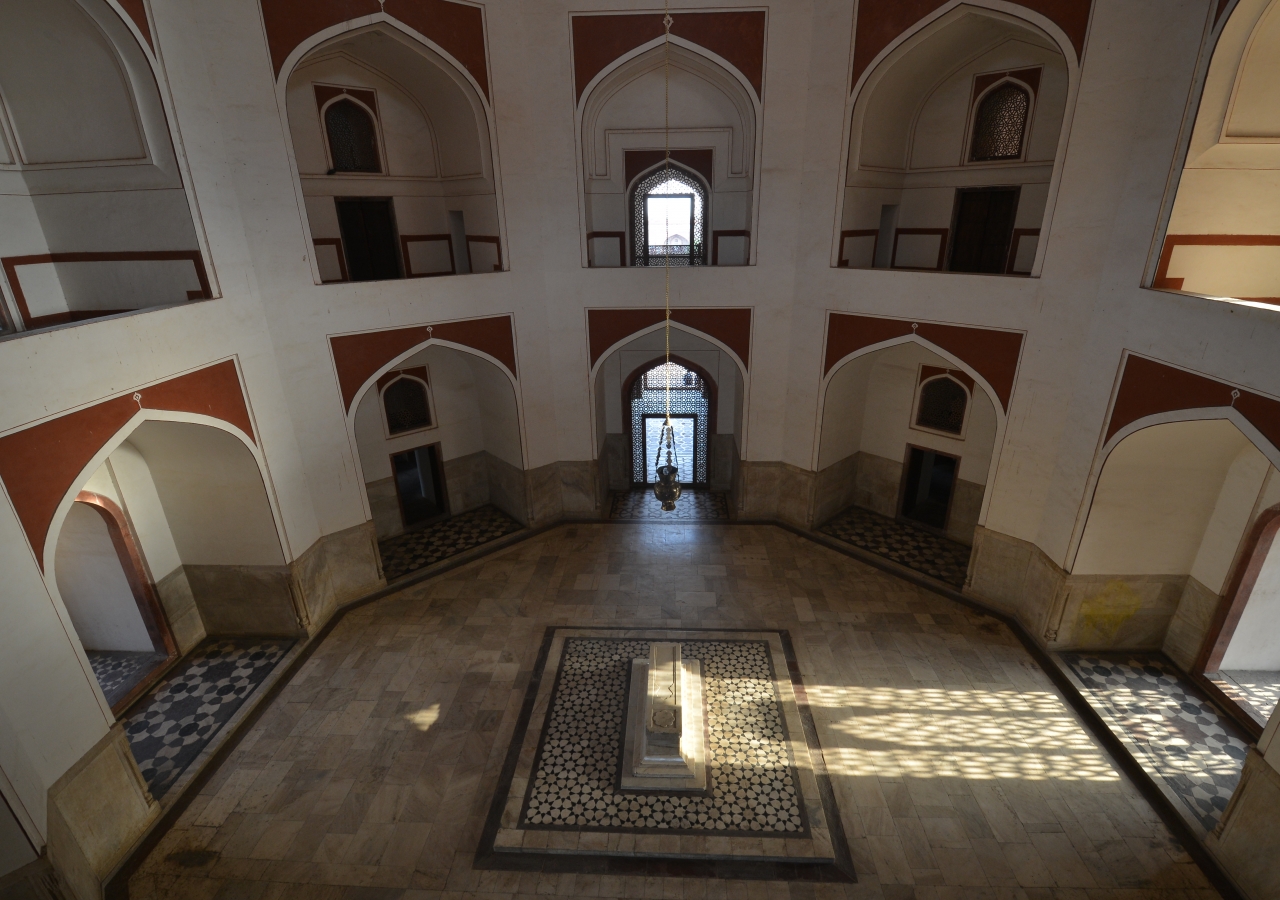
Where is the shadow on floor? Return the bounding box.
[818,504,971,587]
[377,504,523,582]
[1207,669,1280,728]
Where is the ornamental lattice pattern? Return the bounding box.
[970,82,1029,162]
[520,638,806,834]
[631,166,706,266]
[630,363,709,484]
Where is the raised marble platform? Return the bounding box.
[476,627,855,881]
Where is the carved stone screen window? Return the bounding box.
[325,99,381,173]
[383,377,432,434]
[915,377,968,435]
[631,168,707,267]
[630,361,709,484]
[969,83,1029,162]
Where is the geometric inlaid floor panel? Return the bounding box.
[610,488,730,520]
[1209,668,1280,727]
[819,505,971,587]
[479,628,853,880]
[122,638,292,800]
[1059,652,1250,835]
[378,504,523,582]
[127,524,1223,899]
[88,649,168,708]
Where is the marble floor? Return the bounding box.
[378,505,524,582]
[128,524,1220,899]
[1057,654,1249,836]
[819,506,971,588]
[124,638,294,800]
[87,649,168,708]
[611,488,731,520]
[1208,669,1280,727]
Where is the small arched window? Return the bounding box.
[383,377,431,434]
[970,82,1030,162]
[916,377,968,434]
[325,98,381,173]
[631,167,707,267]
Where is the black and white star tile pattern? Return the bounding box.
[377,505,523,582]
[521,638,806,834]
[123,638,291,800]
[610,488,730,520]
[819,505,970,587]
[87,650,167,708]
[1060,652,1250,833]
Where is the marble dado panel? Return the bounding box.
[478,627,854,881]
[1211,747,1280,900]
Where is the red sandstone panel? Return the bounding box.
[116,0,153,49]
[0,361,254,569]
[850,0,1091,90]
[331,315,517,412]
[1106,355,1280,450]
[572,12,767,101]
[260,0,490,99]
[624,150,715,189]
[823,313,1023,411]
[587,308,753,370]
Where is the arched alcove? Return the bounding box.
[592,326,745,494]
[836,7,1072,275]
[1153,0,1280,306]
[47,419,291,711]
[0,0,209,333]
[1061,419,1280,664]
[815,341,999,548]
[284,23,504,283]
[579,41,758,267]
[351,343,524,539]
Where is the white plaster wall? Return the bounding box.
[53,503,152,653]
[354,345,520,482]
[107,442,183,581]
[1222,539,1280,669]
[1074,421,1256,576]
[1190,443,1272,592]
[126,421,286,568]
[822,342,996,483]
[595,328,743,443]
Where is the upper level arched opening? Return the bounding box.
[835,6,1074,277]
[1152,0,1280,309]
[579,39,759,268]
[284,22,505,283]
[0,0,210,335]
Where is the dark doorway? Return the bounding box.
[900,446,958,531]
[336,198,402,281]
[391,444,448,529]
[948,187,1019,273]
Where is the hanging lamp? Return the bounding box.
[651,4,682,512]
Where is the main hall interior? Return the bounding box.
[2,1,1280,898]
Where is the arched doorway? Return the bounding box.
[350,342,525,580]
[592,325,745,518]
[282,23,504,283]
[626,359,713,485]
[814,340,1002,586]
[55,493,175,711]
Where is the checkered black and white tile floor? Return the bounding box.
[1059,652,1250,834]
[377,505,523,582]
[123,638,291,800]
[610,488,730,520]
[87,650,168,708]
[819,505,971,587]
